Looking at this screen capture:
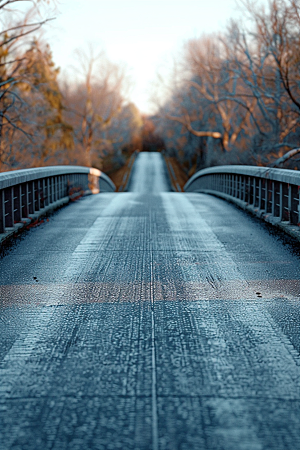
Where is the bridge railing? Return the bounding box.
[0,166,115,235]
[184,165,300,227]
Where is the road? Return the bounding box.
[0,152,300,450]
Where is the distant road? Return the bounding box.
[129,151,170,192]
[0,152,300,450]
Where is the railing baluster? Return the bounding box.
[28,180,34,215]
[35,180,40,211]
[0,190,4,233]
[288,184,292,223]
[252,177,256,206]
[60,175,62,198]
[4,187,13,228]
[258,178,262,210]
[50,177,54,203]
[290,184,298,225]
[13,185,22,223]
[298,186,300,225]
[45,178,50,206]
[21,183,29,218]
[55,176,58,201]
[279,183,283,221]
[273,181,280,218]
[41,178,45,208]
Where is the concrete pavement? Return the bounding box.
[0,152,300,449]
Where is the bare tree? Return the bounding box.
[157,0,300,169]
[0,0,55,148]
[229,0,300,162]
[163,34,258,154]
[0,39,75,170]
[63,48,130,167]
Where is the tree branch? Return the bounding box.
[166,114,222,139]
[269,147,300,167]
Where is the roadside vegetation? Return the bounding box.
[0,0,142,173]
[156,0,300,175]
[2,0,300,178]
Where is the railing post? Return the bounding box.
[234,175,237,198]
[21,183,29,218]
[279,183,283,221]
[45,178,50,206]
[28,181,34,215]
[263,179,267,212]
[35,180,40,211]
[0,190,4,233]
[240,175,243,200]
[55,176,58,201]
[13,185,22,223]
[4,187,13,228]
[41,178,45,208]
[58,176,61,199]
[63,175,67,196]
[290,185,298,225]
[288,184,292,223]
[258,178,262,210]
[298,186,300,225]
[241,176,245,201]
[273,181,280,218]
[271,181,275,217]
[50,177,54,203]
[245,176,249,203]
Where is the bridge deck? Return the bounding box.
[0,153,300,449]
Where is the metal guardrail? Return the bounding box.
[184,165,300,227]
[0,165,115,235]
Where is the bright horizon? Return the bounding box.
[43,0,252,114]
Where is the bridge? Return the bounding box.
[0,152,300,450]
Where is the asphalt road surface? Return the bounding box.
[0,152,300,450]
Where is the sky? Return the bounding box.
[43,0,245,114]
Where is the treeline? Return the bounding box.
[157,0,300,174]
[0,0,142,173]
